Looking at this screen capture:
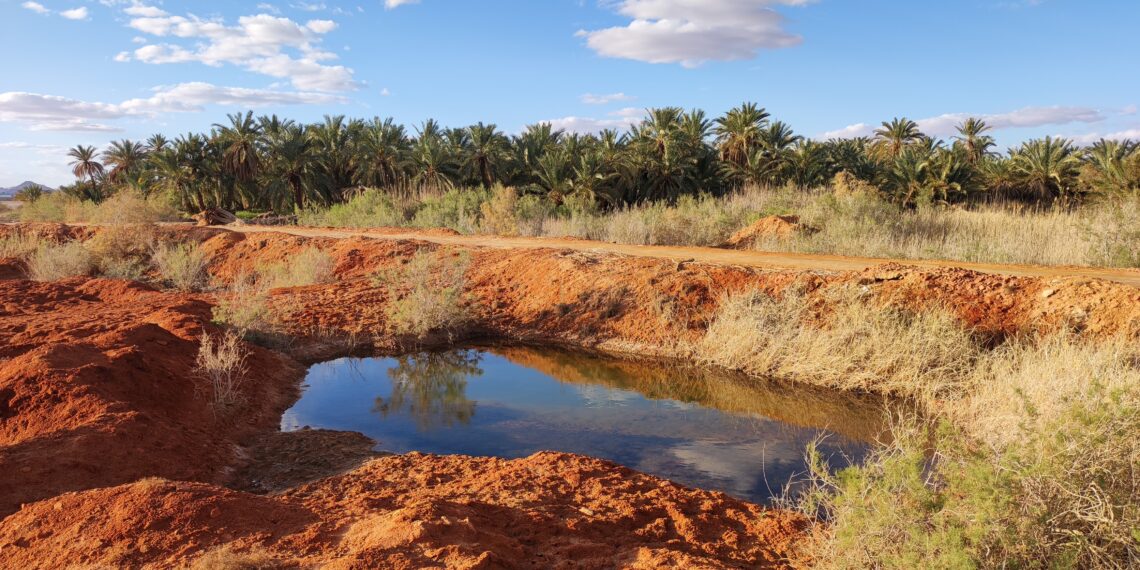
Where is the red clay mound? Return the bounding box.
[722,215,811,249]
[0,452,807,569]
[0,277,303,516]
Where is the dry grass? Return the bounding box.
[696,288,982,401]
[545,188,1140,268]
[194,330,249,413]
[189,544,286,570]
[698,287,1140,567]
[27,241,95,281]
[152,242,208,291]
[0,230,43,259]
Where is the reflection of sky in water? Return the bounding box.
[282,349,869,503]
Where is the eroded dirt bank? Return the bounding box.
[1,223,1139,569]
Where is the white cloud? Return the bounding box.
[580,92,635,105]
[380,87,391,96]
[122,11,357,92]
[385,0,420,8]
[578,0,811,67]
[21,2,50,14]
[545,107,644,134]
[818,106,1105,140]
[123,4,167,17]
[818,122,872,139]
[0,83,345,132]
[916,106,1103,137]
[60,7,89,20]
[305,19,337,33]
[1068,129,1140,145]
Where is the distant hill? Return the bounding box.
[0,181,54,198]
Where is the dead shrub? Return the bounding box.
[0,230,43,259]
[194,330,248,413]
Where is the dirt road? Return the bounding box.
[218,224,1140,288]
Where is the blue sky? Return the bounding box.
[1,0,1138,186]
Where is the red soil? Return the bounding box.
[722,215,810,248]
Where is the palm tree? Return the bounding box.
[409,136,458,192]
[1009,137,1082,202]
[873,118,923,160]
[1084,139,1140,195]
[714,102,770,167]
[213,111,262,208]
[464,123,510,189]
[308,115,358,201]
[102,139,148,183]
[355,117,409,189]
[786,140,831,189]
[68,145,105,201]
[145,134,170,153]
[263,124,314,210]
[953,118,995,164]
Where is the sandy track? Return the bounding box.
[217,223,1140,288]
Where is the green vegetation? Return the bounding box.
[44,106,1140,215]
[373,249,471,340]
[697,290,1140,568]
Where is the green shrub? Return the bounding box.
[86,225,158,280]
[298,189,410,228]
[152,242,208,291]
[374,249,471,339]
[28,241,94,281]
[410,188,490,233]
[798,384,1139,569]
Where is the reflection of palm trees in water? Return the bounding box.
[372,350,483,429]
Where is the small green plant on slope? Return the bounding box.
[212,273,274,336]
[373,249,471,339]
[152,241,208,291]
[256,246,335,289]
[194,330,249,413]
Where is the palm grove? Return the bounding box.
[44,104,1140,215]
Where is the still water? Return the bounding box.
[282,347,885,503]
